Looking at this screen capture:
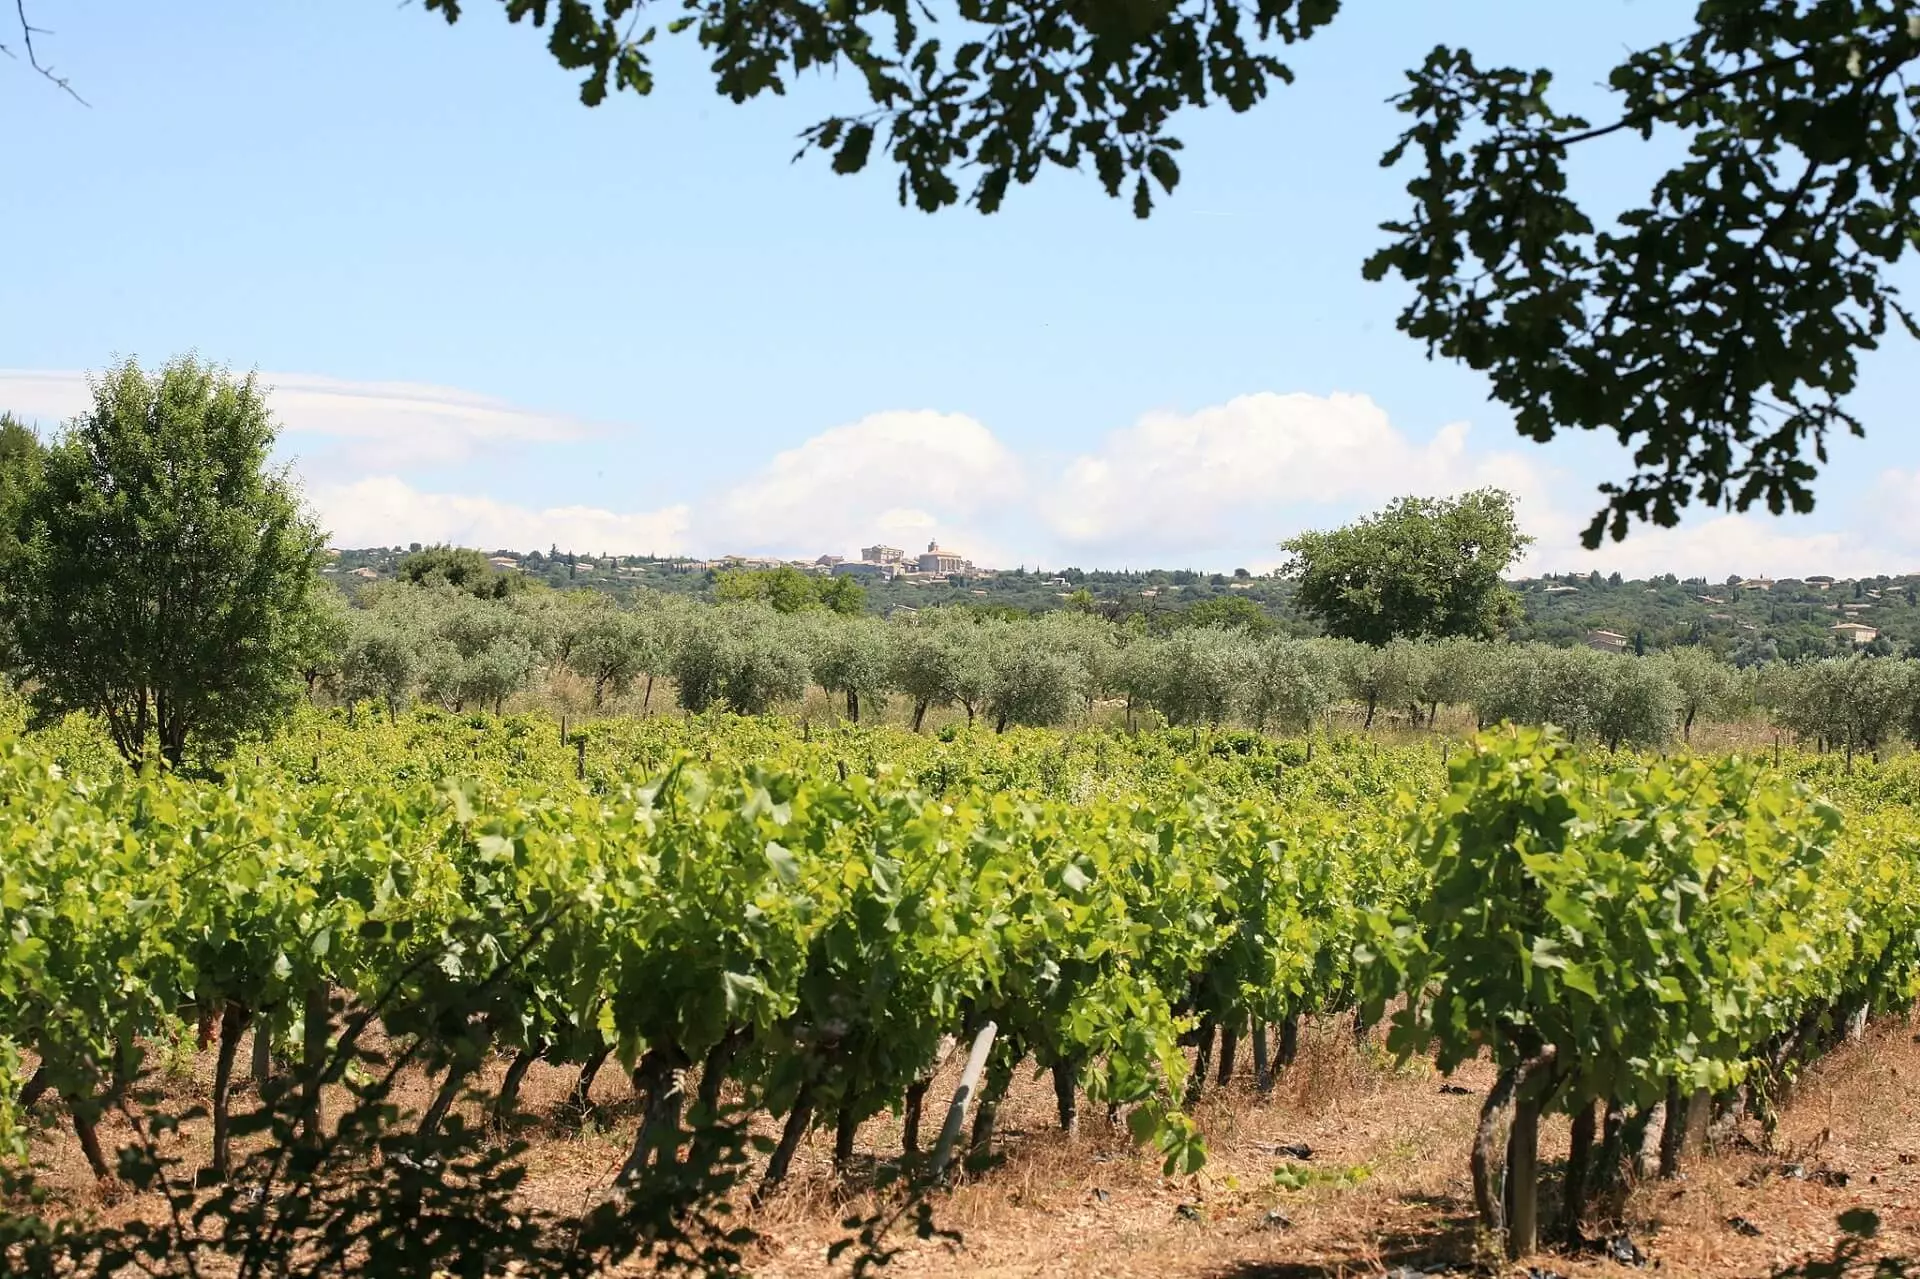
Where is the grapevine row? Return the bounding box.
[2,710,1918,1262]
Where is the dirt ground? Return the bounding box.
[20,1012,1920,1278]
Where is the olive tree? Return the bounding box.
[1657,645,1749,741]
[888,615,963,731]
[1415,637,1488,727]
[1589,655,1681,752]
[671,604,810,716]
[562,597,656,709]
[1108,634,1166,731]
[985,624,1087,732]
[1335,638,1428,729]
[413,587,538,714]
[809,613,893,723]
[339,606,422,720]
[1245,638,1339,732]
[1140,628,1249,727]
[0,356,325,766]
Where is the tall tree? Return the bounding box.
[1280,489,1531,646]
[398,544,525,598]
[1,357,326,766]
[0,412,47,644]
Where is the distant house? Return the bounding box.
[1543,585,1580,595]
[351,566,379,580]
[487,556,518,569]
[918,540,969,575]
[833,561,895,582]
[1738,576,1774,591]
[816,555,844,568]
[1585,629,1629,653]
[1833,621,1880,645]
[861,545,904,566]
[1806,575,1837,590]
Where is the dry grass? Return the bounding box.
[17,1013,1920,1277]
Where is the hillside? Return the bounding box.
[327,547,1919,659]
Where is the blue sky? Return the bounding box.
[3,0,1916,577]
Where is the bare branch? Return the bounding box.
[2,0,88,105]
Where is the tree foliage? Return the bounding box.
[1282,490,1531,645]
[1364,4,1920,545]
[0,357,325,766]
[388,2,1920,538]
[715,565,865,615]
[398,544,526,599]
[420,0,1342,219]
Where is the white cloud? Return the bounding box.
[309,476,690,556]
[1043,392,1552,557]
[0,370,92,423]
[8,365,1914,578]
[698,409,1026,564]
[0,368,593,472]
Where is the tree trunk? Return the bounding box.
[1633,1101,1665,1180]
[491,1044,544,1125]
[1053,1059,1080,1135]
[1507,1048,1564,1259]
[1364,695,1378,729]
[1684,706,1697,741]
[912,698,928,732]
[1596,1098,1628,1190]
[1216,1021,1239,1086]
[1471,1065,1518,1243]
[418,1062,473,1141]
[846,689,860,724]
[618,1046,689,1182]
[251,1016,273,1090]
[995,712,1008,734]
[209,1002,250,1180]
[642,674,655,715]
[1658,1078,1685,1178]
[834,1107,858,1170]
[969,1061,1014,1161]
[696,1029,747,1123]
[1184,1020,1217,1106]
[1683,1086,1712,1158]
[569,1044,612,1121]
[1279,1014,1300,1069]
[300,983,332,1146]
[1507,1086,1542,1259]
[17,1065,49,1112]
[67,1093,111,1181]
[1561,1099,1597,1244]
[1251,1021,1272,1094]
[755,1082,815,1203]
[903,1079,930,1155]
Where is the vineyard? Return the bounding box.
[4,704,1920,1274]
